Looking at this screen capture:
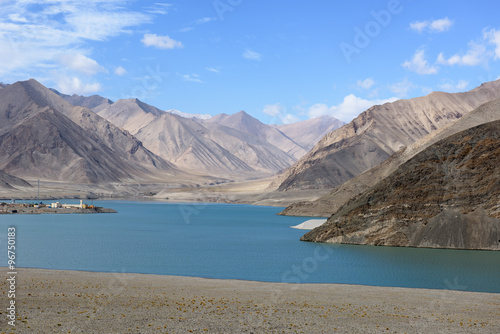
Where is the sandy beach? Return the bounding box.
[1,268,499,333]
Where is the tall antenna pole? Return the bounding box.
[37,179,40,203]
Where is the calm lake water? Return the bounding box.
[1,200,499,293]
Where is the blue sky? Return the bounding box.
[1,0,499,124]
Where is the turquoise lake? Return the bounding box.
[1,200,499,293]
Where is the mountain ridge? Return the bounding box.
[274,79,500,192]
[301,117,500,250]
[280,98,500,217]
[0,79,180,184]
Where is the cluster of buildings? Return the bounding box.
[50,200,94,209]
[0,200,94,213]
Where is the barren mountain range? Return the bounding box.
[83,97,341,178]
[0,79,180,184]
[0,79,342,190]
[274,80,500,192]
[281,97,500,217]
[301,112,500,250]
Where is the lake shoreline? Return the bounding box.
[4,267,499,333]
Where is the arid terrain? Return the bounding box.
[2,268,499,333]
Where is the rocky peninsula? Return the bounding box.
[0,201,116,214]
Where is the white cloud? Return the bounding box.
[429,18,453,32]
[8,13,28,23]
[114,66,127,76]
[196,17,216,25]
[0,1,151,82]
[437,41,487,66]
[206,67,220,73]
[307,95,398,123]
[143,3,172,15]
[484,28,500,60]
[439,79,469,92]
[66,10,151,41]
[409,21,429,33]
[141,33,183,49]
[179,16,216,33]
[402,50,438,75]
[58,53,105,75]
[179,74,203,83]
[410,17,453,33]
[281,113,301,124]
[242,49,262,61]
[389,79,416,97]
[263,103,300,124]
[357,78,375,90]
[55,75,101,95]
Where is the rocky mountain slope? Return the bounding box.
[301,119,500,250]
[0,79,179,183]
[274,80,500,191]
[203,111,308,160]
[96,102,308,178]
[0,169,31,189]
[276,116,344,151]
[51,89,113,110]
[281,98,500,217]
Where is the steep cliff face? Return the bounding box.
[301,120,500,250]
[275,80,500,191]
[281,99,500,217]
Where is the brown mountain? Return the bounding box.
[276,115,344,151]
[281,98,500,217]
[97,101,301,178]
[204,111,308,160]
[0,169,31,189]
[51,89,113,110]
[301,117,500,250]
[274,80,500,192]
[96,99,257,177]
[0,79,178,183]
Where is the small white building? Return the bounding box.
[51,202,62,208]
[62,200,85,209]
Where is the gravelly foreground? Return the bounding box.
[1,268,499,333]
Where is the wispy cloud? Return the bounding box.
[357,78,375,90]
[114,66,127,76]
[484,28,500,60]
[242,49,262,61]
[180,16,216,32]
[263,103,300,124]
[196,17,216,25]
[437,41,487,66]
[54,74,101,95]
[389,79,417,97]
[439,79,468,92]
[0,0,153,92]
[58,53,106,75]
[206,67,221,73]
[141,33,183,49]
[410,17,453,33]
[179,74,203,83]
[143,3,173,15]
[307,95,398,123]
[402,50,438,75]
